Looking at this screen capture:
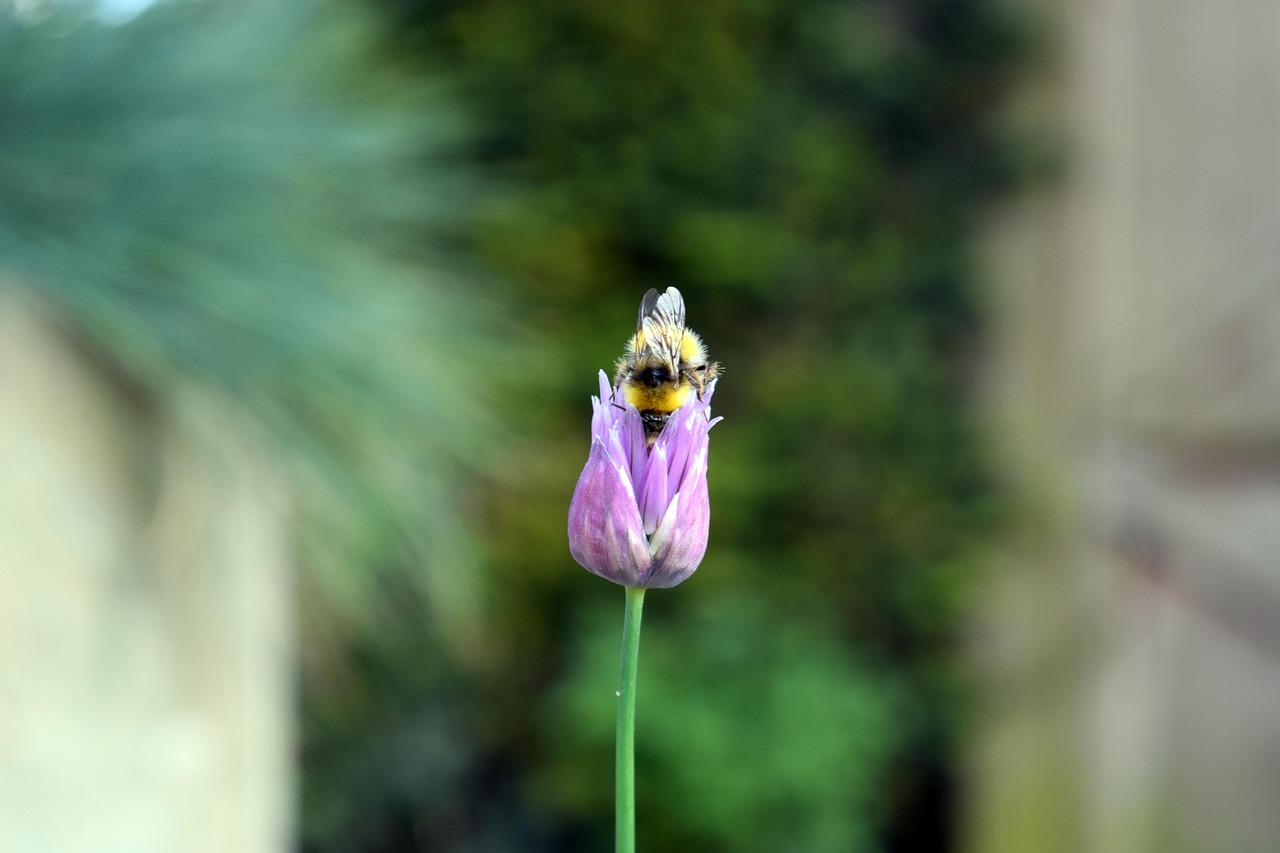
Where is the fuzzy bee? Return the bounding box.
[614,287,719,446]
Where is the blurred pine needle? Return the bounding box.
[0,0,511,658]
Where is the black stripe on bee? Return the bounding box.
[638,366,671,388]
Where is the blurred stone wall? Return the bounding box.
[970,2,1280,852]
[0,295,293,853]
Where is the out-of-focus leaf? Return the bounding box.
[0,1,514,647]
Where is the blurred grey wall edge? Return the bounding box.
[969,1,1280,852]
[0,295,294,852]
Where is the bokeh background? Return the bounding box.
[4,1,1280,852]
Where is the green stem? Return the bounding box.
[616,586,646,853]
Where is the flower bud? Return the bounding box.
[568,371,719,588]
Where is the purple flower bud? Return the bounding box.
[568,370,721,588]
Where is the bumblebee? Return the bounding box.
[615,287,719,446]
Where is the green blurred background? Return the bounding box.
[0,0,1027,850]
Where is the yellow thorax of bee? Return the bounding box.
[620,328,705,413]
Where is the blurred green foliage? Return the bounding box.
[303,0,1023,850]
[1,0,1024,849]
[543,594,904,851]
[0,2,508,650]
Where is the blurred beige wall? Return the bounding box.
[971,2,1280,852]
[0,295,293,852]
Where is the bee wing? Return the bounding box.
[651,286,686,330]
[640,287,686,371]
[636,288,660,333]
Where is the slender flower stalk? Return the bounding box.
[615,586,644,853]
[568,369,720,852]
